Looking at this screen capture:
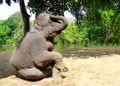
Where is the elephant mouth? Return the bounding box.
[49,33,58,38]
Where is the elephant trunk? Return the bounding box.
[50,15,68,30]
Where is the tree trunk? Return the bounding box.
[19,0,30,36]
[104,12,118,43]
[104,1,120,43]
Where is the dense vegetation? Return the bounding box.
[0,0,120,47]
[0,12,33,46]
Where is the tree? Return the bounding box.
[0,0,30,36]
[28,0,68,15]
[0,12,24,45]
[1,0,120,45]
[19,0,30,36]
[104,1,120,42]
[0,0,17,6]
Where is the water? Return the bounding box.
[0,46,14,52]
[54,44,82,50]
[0,44,82,52]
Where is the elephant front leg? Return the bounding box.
[36,51,68,72]
[51,52,68,72]
[52,66,63,83]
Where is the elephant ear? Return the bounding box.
[35,13,51,27]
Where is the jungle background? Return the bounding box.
[0,0,120,48]
[0,0,120,86]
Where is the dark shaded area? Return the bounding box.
[0,47,120,78]
[0,52,14,78]
[59,47,120,58]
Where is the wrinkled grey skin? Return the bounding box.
[10,13,68,83]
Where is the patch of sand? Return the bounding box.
[0,54,120,86]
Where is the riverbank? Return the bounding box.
[0,47,120,86]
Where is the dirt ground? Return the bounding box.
[0,47,120,86]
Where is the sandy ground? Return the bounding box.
[0,47,120,86]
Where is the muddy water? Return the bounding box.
[59,47,120,57]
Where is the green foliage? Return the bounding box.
[54,0,120,46]
[28,0,68,15]
[54,21,90,46]
[99,9,115,28]
[55,10,120,46]
[0,0,120,47]
[62,23,77,43]
[0,12,33,46]
[54,23,78,44]
[0,20,11,44]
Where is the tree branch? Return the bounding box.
[19,0,30,36]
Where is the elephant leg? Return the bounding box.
[47,52,68,72]
[17,67,51,80]
[52,66,63,83]
[35,51,68,72]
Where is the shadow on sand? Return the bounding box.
[0,52,14,78]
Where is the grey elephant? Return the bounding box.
[10,13,68,83]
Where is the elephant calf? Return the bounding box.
[10,13,68,83]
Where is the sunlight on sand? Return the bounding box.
[0,54,120,86]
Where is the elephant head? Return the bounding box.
[34,13,68,39]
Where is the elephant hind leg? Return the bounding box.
[17,67,51,81]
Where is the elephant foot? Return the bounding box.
[52,66,65,83]
[55,62,68,72]
[52,76,63,83]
